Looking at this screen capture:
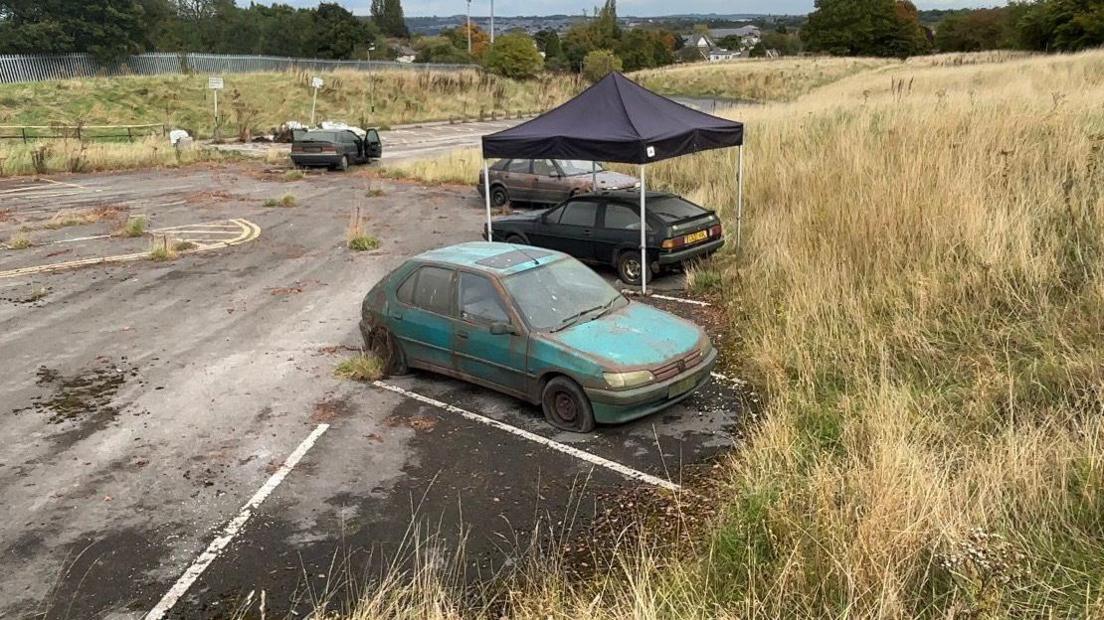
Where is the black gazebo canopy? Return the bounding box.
[481,72,744,164]
[479,72,746,293]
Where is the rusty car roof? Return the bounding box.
[414,242,563,276]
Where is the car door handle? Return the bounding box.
[582,229,593,237]
[457,330,470,340]
[389,311,403,321]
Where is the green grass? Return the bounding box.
[335,354,384,382]
[347,234,379,251]
[6,232,32,250]
[263,194,296,208]
[283,169,305,181]
[172,240,198,252]
[119,215,147,238]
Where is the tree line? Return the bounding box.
[802,0,1104,58]
[0,0,407,62]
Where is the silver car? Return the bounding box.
[477,159,639,206]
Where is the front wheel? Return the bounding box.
[367,327,408,376]
[337,155,349,172]
[541,376,595,433]
[617,251,644,286]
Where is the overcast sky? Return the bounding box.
[249,0,1007,17]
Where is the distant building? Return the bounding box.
[708,49,741,62]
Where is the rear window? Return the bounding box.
[297,131,339,143]
[647,196,708,222]
[412,266,453,315]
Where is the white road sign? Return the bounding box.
[208,76,224,90]
[311,76,324,89]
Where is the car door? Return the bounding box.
[366,129,382,160]
[454,271,529,396]
[500,159,537,202]
[391,265,456,372]
[594,201,650,266]
[537,199,598,261]
[339,131,359,160]
[530,159,566,204]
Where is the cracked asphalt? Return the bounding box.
[0,161,742,619]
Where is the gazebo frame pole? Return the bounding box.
[639,165,647,295]
[592,160,597,190]
[483,159,493,240]
[736,145,744,249]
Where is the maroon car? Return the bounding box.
[477,159,638,207]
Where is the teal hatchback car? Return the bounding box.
[360,242,717,432]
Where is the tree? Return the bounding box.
[582,49,622,82]
[442,23,490,59]
[935,8,1015,51]
[803,0,930,57]
[484,32,543,79]
[0,0,152,61]
[1012,0,1104,52]
[414,36,471,63]
[378,0,408,38]
[314,3,374,59]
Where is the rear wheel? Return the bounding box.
[490,185,509,207]
[505,234,527,245]
[338,155,349,172]
[367,327,408,376]
[541,376,595,433]
[617,251,644,286]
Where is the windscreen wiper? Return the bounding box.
[551,304,604,332]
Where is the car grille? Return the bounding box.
[652,349,704,382]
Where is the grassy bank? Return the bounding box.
[0,138,226,177]
[0,69,583,140]
[632,56,896,102]
[360,49,1104,617]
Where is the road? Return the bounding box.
[0,163,742,619]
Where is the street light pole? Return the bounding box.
[490,0,495,43]
[367,44,376,114]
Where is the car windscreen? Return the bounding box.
[557,160,606,176]
[647,196,709,222]
[502,258,624,331]
[296,131,339,143]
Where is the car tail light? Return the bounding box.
[710,224,723,237]
[320,145,337,153]
[661,237,685,250]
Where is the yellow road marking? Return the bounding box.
[0,219,261,279]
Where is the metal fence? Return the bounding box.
[0,53,479,84]
[0,123,167,143]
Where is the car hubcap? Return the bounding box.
[554,392,577,423]
[623,259,641,281]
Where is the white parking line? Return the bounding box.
[649,294,711,307]
[143,423,330,620]
[374,381,683,492]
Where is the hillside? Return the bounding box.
[372,49,1104,618]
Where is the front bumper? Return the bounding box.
[658,238,725,265]
[584,347,717,424]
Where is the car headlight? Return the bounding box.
[604,370,655,389]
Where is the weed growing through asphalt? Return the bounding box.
[148,236,178,262]
[6,232,32,249]
[263,194,297,208]
[284,169,305,181]
[347,206,379,251]
[119,216,148,238]
[686,261,722,295]
[172,240,198,252]
[335,354,384,382]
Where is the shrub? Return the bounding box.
[120,216,147,238]
[335,354,384,382]
[582,49,622,82]
[485,33,544,79]
[6,232,32,250]
[263,194,297,208]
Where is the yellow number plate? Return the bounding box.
[684,230,708,244]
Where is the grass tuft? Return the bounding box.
[6,231,32,249]
[172,240,198,252]
[119,215,147,238]
[284,169,305,181]
[348,234,379,251]
[148,236,178,262]
[263,193,297,208]
[334,354,384,382]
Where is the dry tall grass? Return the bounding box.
[0,70,584,139]
[380,148,482,185]
[355,50,1104,618]
[0,137,224,177]
[632,56,897,102]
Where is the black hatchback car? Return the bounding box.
[290,128,382,171]
[487,191,724,285]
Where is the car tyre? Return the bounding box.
[490,185,509,207]
[616,251,644,286]
[338,155,349,172]
[541,376,595,433]
[367,327,408,376]
[505,234,527,245]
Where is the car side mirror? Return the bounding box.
[489,322,515,336]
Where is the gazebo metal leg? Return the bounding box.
[639,165,647,295]
[737,145,744,249]
[483,159,493,241]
